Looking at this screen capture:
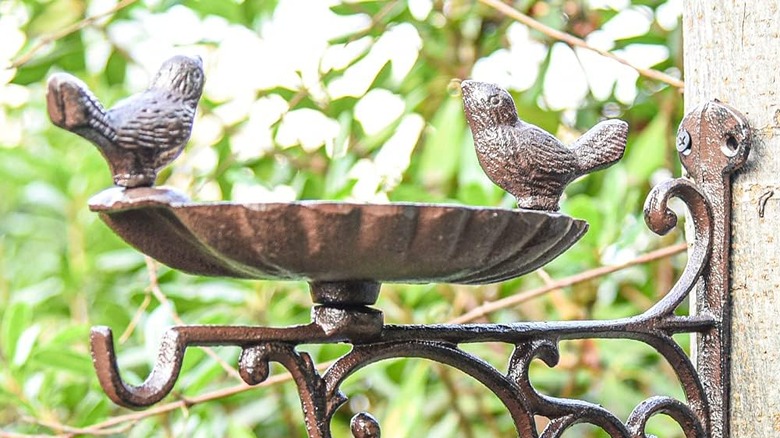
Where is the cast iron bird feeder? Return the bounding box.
[46,57,746,438]
[47,61,614,307]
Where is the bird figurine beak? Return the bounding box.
[460,80,473,96]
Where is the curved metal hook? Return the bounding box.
[642,178,712,319]
[90,326,186,409]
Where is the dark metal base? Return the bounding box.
[90,101,749,438]
[91,282,712,437]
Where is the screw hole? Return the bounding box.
[722,135,739,157]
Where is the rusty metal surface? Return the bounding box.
[86,101,746,437]
[47,55,204,187]
[461,81,628,211]
[88,186,587,288]
[675,100,751,438]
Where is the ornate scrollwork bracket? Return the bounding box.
[88,101,749,437]
[673,101,751,437]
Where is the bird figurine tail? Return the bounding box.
[571,119,628,175]
[47,73,114,147]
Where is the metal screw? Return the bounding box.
[676,129,692,155]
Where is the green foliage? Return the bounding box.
[0,0,688,436]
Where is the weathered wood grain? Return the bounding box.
[684,2,780,436]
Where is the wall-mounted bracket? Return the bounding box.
[87,101,749,437]
[675,101,751,437]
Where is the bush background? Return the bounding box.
[0,1,688,436]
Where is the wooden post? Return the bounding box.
[683,2,780,436]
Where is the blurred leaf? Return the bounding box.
[227,422,257,438]
[30,349,92,375]
[26,0,84,36]
[382,361,430,436]
[12,61,53,86]
[613,34,668,47]
[183,0,244,24]
[417,96,465,188]
[323,154,357,198]
[95,249,145,272]
[1,302,32,367]
[12,325,41,367]
[105,50,127,86]
[516,98,561,135]
[242,0,280,24]
[182,353,230,395]
[368,60,393,89]
[330,1,388,16]
[561,194,603,265]
[625,112,669,183]
[329,96,359,116]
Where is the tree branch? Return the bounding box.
[448,242,687,324]
[477,0,685,90]
[144,257,244,382]
[61,361,334,435]
[8,0,139,69]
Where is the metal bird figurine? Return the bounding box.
[461,80,628,211]
[47,55,205,187]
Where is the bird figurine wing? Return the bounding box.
[510,123,578,178]
[110,94,196,171]
[112,97,191,148]
[499,124,579,210]
[571,119,628,174]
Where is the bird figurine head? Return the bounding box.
[149,55,205,102]
[460,80,628,211]
[461,80,519,132]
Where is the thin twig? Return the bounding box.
[144,257,244,382]
[435,366,476,438]
[68,360,334,435]
[537,268,582,319]
[448,242,687,324]
[476,0,685,90]
[0,433,68,438]
[118,290,152,344]
[19,415,132,437]
[8,0,139,69]
[339,0,402,44]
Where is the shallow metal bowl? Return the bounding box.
[89,187,587,285]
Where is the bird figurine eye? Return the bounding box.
[489,95,501,106]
